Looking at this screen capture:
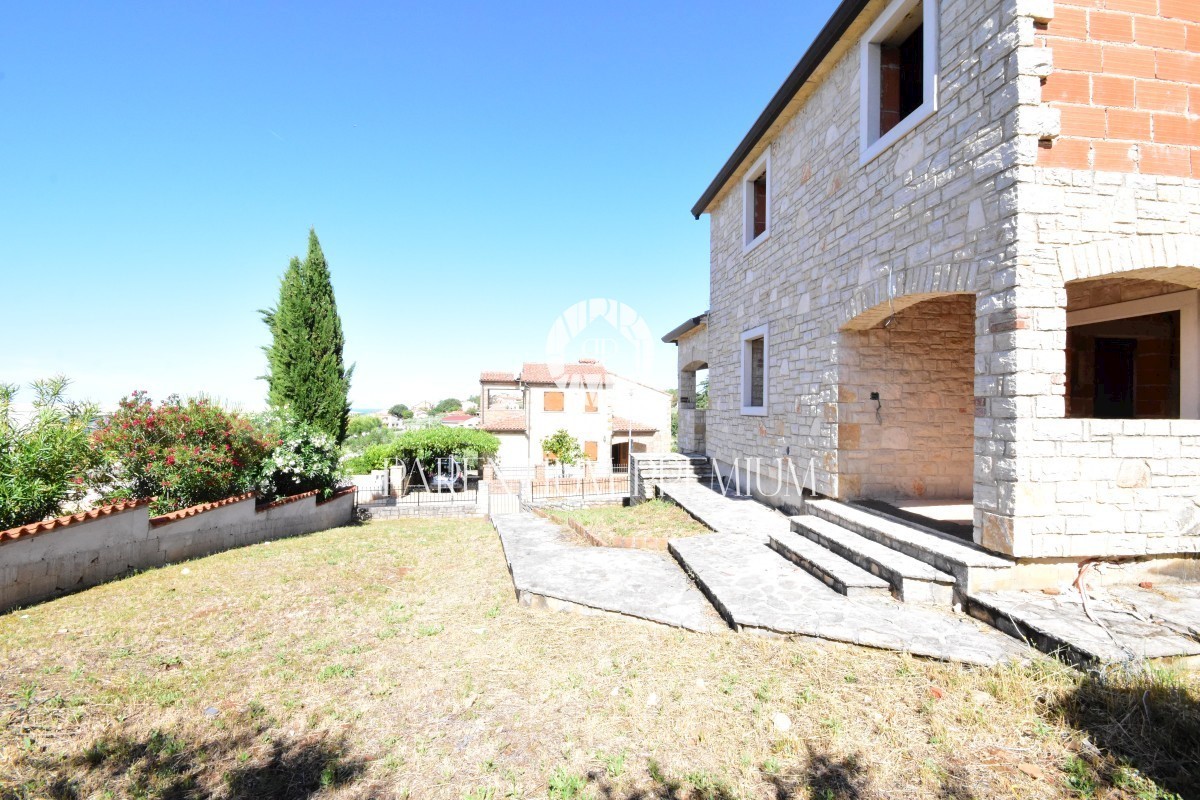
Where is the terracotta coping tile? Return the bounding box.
[148,492,256,528]
[0,498,153,546]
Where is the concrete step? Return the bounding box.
[666,533,1029,666]
[805,499,1013,596]
[786,515,955,605]
[767,529,891,599]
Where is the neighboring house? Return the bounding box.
[440,412,479,428]
[670,0,1200,563]
[372,411,406,431]
[479,360,672,469]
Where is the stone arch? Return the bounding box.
[839,263,980,330]
[1057,233,1200,284]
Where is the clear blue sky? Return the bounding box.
[1,1,838,411]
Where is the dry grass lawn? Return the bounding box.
[1,517,1198,799]
[547,500,712,542]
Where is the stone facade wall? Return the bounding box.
[839,294,976,500]
[0,491,355,613]
[1035,0,1199,178]
[989,418,1200,557]
[696,0,1200,559]
[989,0,1200,557]
[703,0,1029,506]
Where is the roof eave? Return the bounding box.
[661,312,710,344]
[690,0,871,219]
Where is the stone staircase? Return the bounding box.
[661,483,1017,610]
[660,482,1027,664]
[631,454,716,500]
[800,499,1015,597]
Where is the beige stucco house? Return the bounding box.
[670,0,1200,565]
[479,360,672,470]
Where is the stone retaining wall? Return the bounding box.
[0,489,356,614]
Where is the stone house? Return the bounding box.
[669,0,1200,567]
[479,360,672,470]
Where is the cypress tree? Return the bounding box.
[261,229,353,443]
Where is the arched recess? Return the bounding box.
[678,359,709,454]
[679,360,708,408]
[837,291,976,506]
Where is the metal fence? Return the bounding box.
[354,457,481,507]
[529,466,630,503]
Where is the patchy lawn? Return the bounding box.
[547,499,712,542]
[0,518,1196,800]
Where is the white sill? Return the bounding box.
[741,405,768,417]
[860,101,936,166]
[743,229,770,254]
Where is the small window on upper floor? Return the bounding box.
[742,151,770,250]
[860,0,938,164]
[543,391,564,412]
[740,324,768,416]
[584,392,599,413]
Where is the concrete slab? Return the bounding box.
[966,587,1200,668]
[659,481,790,542]
[670,534,1029,666]
[491,512,725,633]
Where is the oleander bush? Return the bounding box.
[92,392,272,515]
[256,407,342,502]
[0,377,99,530]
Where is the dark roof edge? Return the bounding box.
[690,0,871,219]
[661,312,710,344]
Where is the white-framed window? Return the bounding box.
[740,324,768,416]
[859,0,939,164]
[742,150,770,250]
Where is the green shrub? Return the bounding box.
[256,407,342,501]
[342,426,500,473]
[346,415,382,437]
[92,392,271,515]
[0,377,99,530]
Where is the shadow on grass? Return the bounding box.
[1051,665,1200,798]
[583,747,976,800]
[2,723,365,800]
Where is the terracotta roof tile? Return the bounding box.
[0,498,153,546]
[149,492,255,528]
[519,362,609,387]
[611,416,658,433]
[480,371,516,382]
[482,410,527,432]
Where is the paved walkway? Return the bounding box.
[491,511,725,633]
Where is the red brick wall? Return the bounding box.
[1036,0,1200,177]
